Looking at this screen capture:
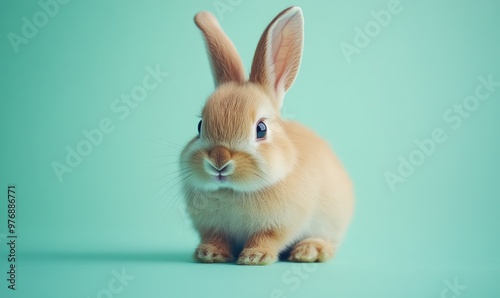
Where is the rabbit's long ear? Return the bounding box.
[195,12,246,86]
[250,7,304,109]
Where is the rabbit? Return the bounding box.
[179,6,354,265]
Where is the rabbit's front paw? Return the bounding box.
[194,243,233,263]
[237,248,277,265]
[288,238,335,262]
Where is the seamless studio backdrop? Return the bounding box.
[1,0,499,297]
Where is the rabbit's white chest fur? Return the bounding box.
[186,189,304,245]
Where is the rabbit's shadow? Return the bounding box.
[23,249,295,264]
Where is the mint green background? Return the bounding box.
[1,0,499,297]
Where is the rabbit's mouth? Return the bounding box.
[214,174,228,183]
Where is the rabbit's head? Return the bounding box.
[181,7,304,193]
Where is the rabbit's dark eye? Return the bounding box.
[256,121,267,140]
[197,120,202,135]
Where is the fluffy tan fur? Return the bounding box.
[180,7,354,265]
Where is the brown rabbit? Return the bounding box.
[180,6,354,265]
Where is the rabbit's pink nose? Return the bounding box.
[207,163,227,174]
[203,159,235,177]
[217,164,229,173]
